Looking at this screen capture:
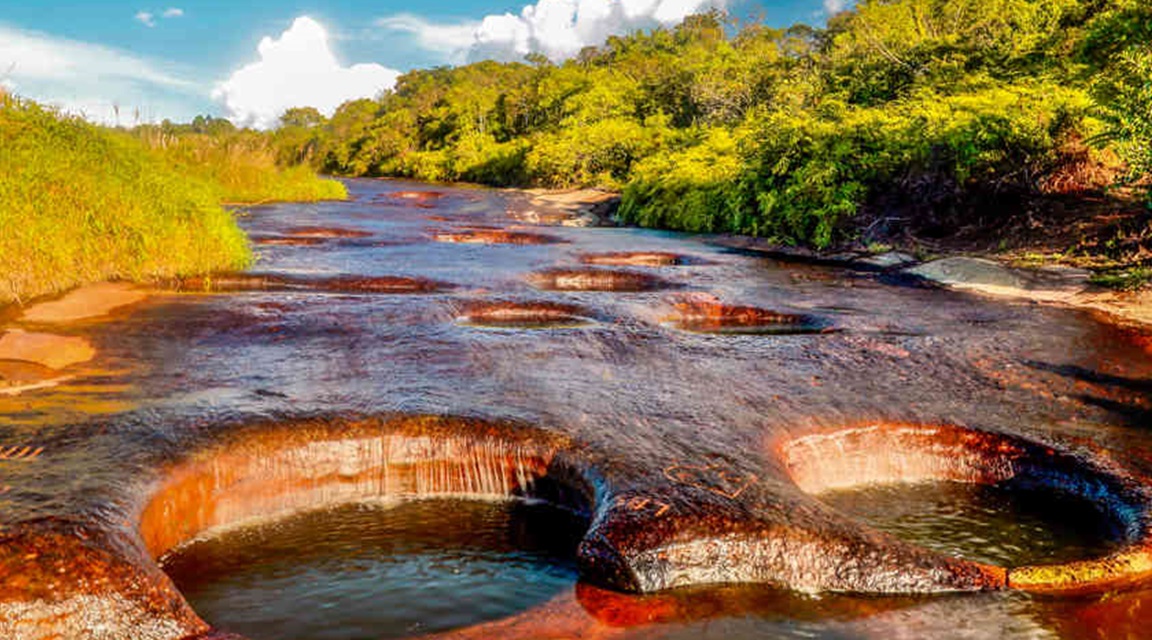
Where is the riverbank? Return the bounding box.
[0,93,346,307]
[0,283,148,395]
[504,186,1152,327]
[4,182,1145,401]
[503,188,621,227]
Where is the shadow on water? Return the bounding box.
[1024,360,1152,427]
[1024,361,1152,394]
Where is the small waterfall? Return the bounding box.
[140,425,561,560]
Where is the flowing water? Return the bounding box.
[3,178,1152,639]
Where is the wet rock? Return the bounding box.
[856,252,917,270]
[20,283,147,324]
[528,269,668,292]
[667,295,830,335]
[137,416,579,560]
[0,520,207,640]
[580,252,692,267]
[0,360,71,396]
[0,330,95,370]
[250,236,326,247]
[172,273,451,294]
[5,410,1152,640]
[907,257,1029,289]
[317,275,449,294]
[456,300,596,328]
[905,257,1090,301]
[432,229,565,245]
[282,226,373,239]
[392,190,446,201]
[510,189,620,227]
[383,191,447,209]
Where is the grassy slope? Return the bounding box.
[0,96,242,304]
[140,129,348,204]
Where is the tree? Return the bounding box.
[279,107,325,129]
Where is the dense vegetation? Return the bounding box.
[0,92,343,305]
[136,116,347,204]
[5,0,1149,303]
[273,0,1151,251]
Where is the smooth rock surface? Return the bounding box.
[906,257,1091,300]
[20,283,148,324]
[0,330,95,369]
[857,251,918,269]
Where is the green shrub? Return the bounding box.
[450,132,529,186]
[1092,46,1152,188]
[621,83,1088,246]
[526,116,670,189]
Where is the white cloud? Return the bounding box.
[379,0,727,63]
[163,8,184,18]
[0,25,189,87]
[0,23,203,124]
[376,15,479,60]
[135,11,156,27]
[824,0,850,14]
[213,16,400,129]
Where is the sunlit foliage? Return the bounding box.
[0,94,252,303]
[272,1,1150,246]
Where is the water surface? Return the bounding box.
[3,178,1152,639]
[163,499,583,640]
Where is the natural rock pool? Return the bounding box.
[2,178,1152,639]
[162,499,583,640]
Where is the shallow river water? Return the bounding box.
[3,178,1152,639]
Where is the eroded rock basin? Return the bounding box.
[527,268,669,292]
[162,499,584,640]
[666,295,832,335]
[3,178,1152,639]
[455,300,598,329]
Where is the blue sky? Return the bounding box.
[0,0,845,127]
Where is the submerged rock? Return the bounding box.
[0,330,95,370]
[528,268,669,292]
[20,283,147,324]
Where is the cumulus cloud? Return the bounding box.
[135,11,156,27]
[163,7,184,18]
[0,22,202,124]
[213,16,400,129]
[824,0,850,13]
[379,0,727,63]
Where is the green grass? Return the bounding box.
[1090,267,1152,291]
[136,127,347,204]
[0,93,253,304]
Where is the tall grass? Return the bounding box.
[0,93,252,304]
[136,127,347,204]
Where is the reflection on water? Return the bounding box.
[820,482,1125,567]
[162,499,584,640]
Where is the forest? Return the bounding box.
[4,0,1150,304]
[264,0,1152,255]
